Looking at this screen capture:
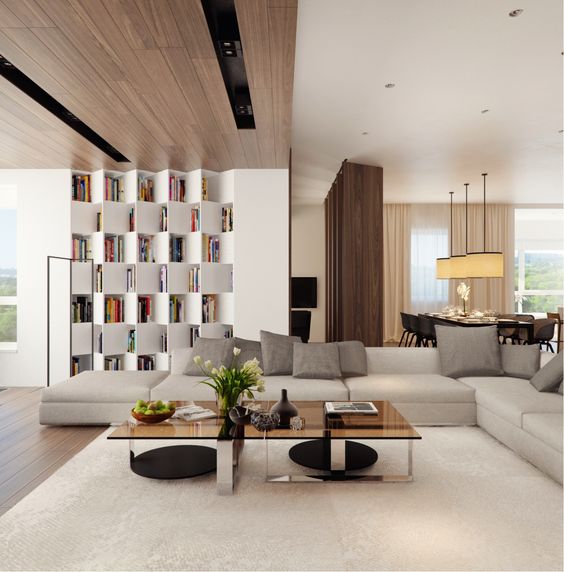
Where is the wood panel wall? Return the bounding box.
[325,161,384,346]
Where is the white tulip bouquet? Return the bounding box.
[193,347,265,415]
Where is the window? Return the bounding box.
[410,205,449,312]
[0,185,17,350]
[514,209,564,315]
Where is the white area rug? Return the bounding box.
[0,427,561,571]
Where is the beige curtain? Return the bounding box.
[449,204,515,312]
[383,204,410,341]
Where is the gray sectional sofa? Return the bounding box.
[39,347,563,484]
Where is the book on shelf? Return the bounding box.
[138,296,152,323]
[104,235,124,262]
[105,296,124,323]
[128,207,135,231]
[71,356,81,376]
[160,205,168,232]
[170,235,186,262]
[95,265,103,292]
[202,294,216,323]
[169,176,186,202]
[104,356,122,371]
[72,236,92,260]
[203,234,220,263]
[222,207,233,232]
[138,235,154,263]
[188,267,200,292]
[127,329,136,353]
[138,355,155,371]
[96,212,102,232]
[138,177,154,202]
[160,331,168,353]
[190,326,200,347]
[202,177,208,201]
[105,176,125,202]
[72,175,91,202]
[190,206,200,232]
[224,328,233,339]
[169,295,185,323]
[72,296,92,323]
[159,265,167,293]
[126,267,135,292]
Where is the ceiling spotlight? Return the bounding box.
[361,131,369,135]
[509,9,523,17]
[385,83,395,88]
[481,109,490,114]
[559,129,563,134]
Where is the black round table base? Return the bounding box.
[130,445,216,480]
[289,440,378,472]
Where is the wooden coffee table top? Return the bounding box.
[107,400,421,441]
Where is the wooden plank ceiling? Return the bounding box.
[0,0,297,171]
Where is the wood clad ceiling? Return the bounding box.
[0,0,297,171]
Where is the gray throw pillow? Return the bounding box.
[293,342,341,379]
[501,344,541,380]
[260,330,302,375]
[337,341,367,377]
[233,337,262,367]
[529,355,563,392]
[435,325,503,378]
[183,337,235,376]
[171,347,193,375]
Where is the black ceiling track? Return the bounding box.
[0,54,130,163]
[201,0,256,129]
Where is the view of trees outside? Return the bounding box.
[0,203,17,344]
[514,251,564,313]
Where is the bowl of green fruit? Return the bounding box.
[131,400,176,424]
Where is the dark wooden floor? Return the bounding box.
[0,388,104,517]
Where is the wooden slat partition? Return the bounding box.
[325,161,384,346]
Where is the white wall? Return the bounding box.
[291,204,325,342]
[0,170,70,387]
[234,169,289,339]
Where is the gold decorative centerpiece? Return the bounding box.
[194,347,265,416]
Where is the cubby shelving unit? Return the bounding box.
[70,168,234,373]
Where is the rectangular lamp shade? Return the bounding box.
[436,255,468,279]
[465,252,504,278]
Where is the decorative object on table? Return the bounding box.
[270,389,299,428]
[325,401,379,415]
[290,416,305,431]
[131,399,176,424]
[228,405,253,425]
[194,346,265,416]
[457,282,471,315]
[250,410,280,432]
[174,404,216,421]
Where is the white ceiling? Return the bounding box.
[291,0,563,205]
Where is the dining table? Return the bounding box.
[421,314,535,345]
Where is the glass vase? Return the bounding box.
[216,392,241,417]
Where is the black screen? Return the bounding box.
[291,277,317,308]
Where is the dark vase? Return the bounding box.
[270,389,298,428]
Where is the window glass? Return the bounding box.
[0,186,17,348]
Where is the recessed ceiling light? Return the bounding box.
[385,83,395,88]
[481,109,490,114]
[509,9,523,17]
[361,131,369,135]
[559,129,563,134]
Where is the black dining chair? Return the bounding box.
[398,312,414,347]
[416,316,437,348]
[526,318,557,352]
[407,314,420,346]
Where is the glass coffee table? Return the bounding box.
[108,400,421,494]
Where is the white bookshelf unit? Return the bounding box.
[70,168,234,373]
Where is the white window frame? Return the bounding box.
[0,185,17,351]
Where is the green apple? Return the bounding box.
[155,400,164,408]
[135,400,146,408]
[147,402,158,411]
[167,401,176,410]
[144,409,155,415]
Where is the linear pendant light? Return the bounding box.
[465,173,504,278]
[448,183,470,279]
[436,190,467,279]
